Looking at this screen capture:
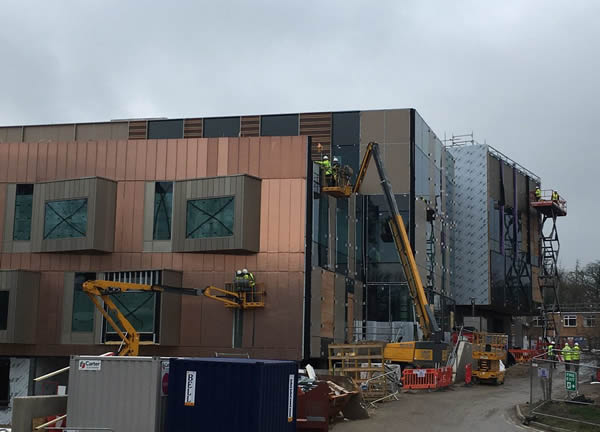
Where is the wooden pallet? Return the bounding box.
[328,343,387,401]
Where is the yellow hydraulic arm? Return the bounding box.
[351,142,440,340]
[202,285,265,309]
[82,280,201,356]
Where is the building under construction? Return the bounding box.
[0,109,560,420]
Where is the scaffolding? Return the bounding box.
[531,190,567,342]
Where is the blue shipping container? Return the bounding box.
[167,358,298,432]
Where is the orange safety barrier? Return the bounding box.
[465,364,472,385]
[437,367,453,388]
[402,368,438,389]
[509,349,543,363]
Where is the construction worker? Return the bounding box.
[547,340,555,364]
[242,268,255,288]
[562,341,572,371]
[234,269,245,291]
[242,268,256,302]
[535,186,542,201]
[572,342,581,373]
[315,156,333,186]
[552,190,559,202]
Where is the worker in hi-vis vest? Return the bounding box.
[572,342,581,373]
[562,342,572,371]
[316,155,334,186]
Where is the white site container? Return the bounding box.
[67,356,164,432]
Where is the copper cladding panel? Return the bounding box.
[0,136,307,182]
[0,184,6,245]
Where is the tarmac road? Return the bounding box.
[333,371,532,432]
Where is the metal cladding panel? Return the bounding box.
[0,270,40,344]
[67,356,162,432]
[0,126,22,142]
[167,357,297,432]
[75,122,129,140]
[447,145,489,305]
[172,175,261,253]
[334,274,345,342]
[30,177,117,253]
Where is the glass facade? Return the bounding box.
[366,194,410,282]
[203,117,240,138]
[13,184,33,240]
[44,199,88,239]
[186,196,235,238]
[72,272,96,332]
[260,114,299,136]
[366,284,413,322]
[355,196,365,281]
[153,182,173,240]
[312,164,329,268]
[336,198,348,275]
[0,291,8,331]
[147,119,184,139]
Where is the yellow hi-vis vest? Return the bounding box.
[563,345,572,361]
[572,345,581,360]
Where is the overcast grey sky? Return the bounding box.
[1,0,597,268]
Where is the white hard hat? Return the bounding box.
[333,157,339,162]
[242,268,248,274]
[323,155,329,160]
[236,270,242,275]
[575,342,579,346]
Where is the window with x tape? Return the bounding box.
[186,196,235,239]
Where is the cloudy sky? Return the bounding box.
[1,1,597,268]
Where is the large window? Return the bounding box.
[72,272,96,332]
[186,196,235,238]
[13,184,33,240]
[153,182,173,240]
[0,359,9,407]
[103,271,161,343]
[203,117,240,138]
[0,291,9,331]
[44,199,88,239]
[564,315,577,327]
[147,119,184,139]
[336,198,348,275]
[260,114,299,136]
[584,315,596,328]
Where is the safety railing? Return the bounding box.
[472,332,508,360]
[530,190,567,213]
[526,351,600,429]
[510,349,544,364]
[401,367,453,390]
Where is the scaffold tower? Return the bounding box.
[530,189,567,342]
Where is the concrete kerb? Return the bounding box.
[514,404,573,432]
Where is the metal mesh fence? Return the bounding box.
[529,352,600,429]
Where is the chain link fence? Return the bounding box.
[528,352,600,429]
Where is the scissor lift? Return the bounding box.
[530,190,567,342]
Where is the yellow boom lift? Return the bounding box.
[324,142,449,367]
[82,279,266,356]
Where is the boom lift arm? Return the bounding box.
[337,141,440,340]
[82,280,202,356]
